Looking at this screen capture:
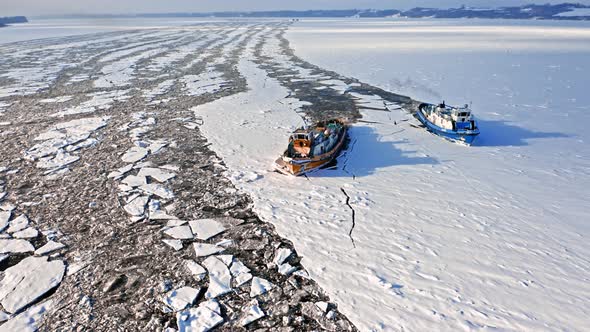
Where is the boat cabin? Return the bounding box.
[289,130,314,157]
[450,105,476,130]
[424,103,477,132]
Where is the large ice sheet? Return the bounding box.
[196,24,590,331]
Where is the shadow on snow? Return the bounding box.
[475,119,570,147]
[309,125,438,178]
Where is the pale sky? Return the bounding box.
[2,0,589,16]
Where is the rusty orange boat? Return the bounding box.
[275,119,348,176]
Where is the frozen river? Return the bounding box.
[280,19,590,331]
[0,17,588,331]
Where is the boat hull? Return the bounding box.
[275,125,348,176]
[416,104,479,145]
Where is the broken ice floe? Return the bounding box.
[234,272,253,288]
[292,270,310,279]
[124,196,149,217]
[162,239,183,251]
[0,211,10,231]
[121,175,147,188]
[185,260,207,281]
[162,286,201,312]
[188,219,226,241]
[166,220,186,227]
[6,214,29,233]
[25,117,109,175]
[164,225,193,240]
[0,256,65,313]
[0,300,53,332]
[143,79,175,101]
[0,310,8,322]
[229,258,250,277]
[150,210,177,220]
[0,239,35,254]
[250,277,273,298]
[176,300,224,332]
[107,164,134,180]
[39,96,73,104]
[182,72,228,96]
[37,151,79,172]
[230,258,253,287]
[121,147,149,163]
[34,241,66,256]
[137,167,176,182]
[278,263,297,276]
[203,256,232,299]
[140,183,174,200]
[240,301,266,327]
[273,248,292,266]
[217,255,233,267]
[12,227,39,239]
[193,243,225,257]
[315,301,329,314]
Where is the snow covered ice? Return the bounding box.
[194,18,590,331]
[0,15,588,332]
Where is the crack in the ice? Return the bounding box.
[340,187,356,248]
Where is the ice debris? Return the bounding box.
[34,241,66,256]
[315,301,329,314]
[6,214,29,233]
[164,225,193,240]
[203,256,232,299]
[229,257,249,273]
[193,243,225,257]
[217,255,233,266]
[0,239,35,254]
[240,301,266,327]
[124,196,149,216]
[121,147,149,163]
[0,300,53,332]
[0,256,65,313]
[176,301,224,332]
[121,175,147,188]
[189,219,226,241]
[278,263,297,276]
[250,277,273,298]
[163,239,183,251]
[185,260,207,281]
[0,211,10,232]
[163,287,201,312]
[273,248,292,266]
[12,227,39,239]
[140,183,174,200]
[137,167,176,182]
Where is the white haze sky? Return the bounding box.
[2,0,590,16]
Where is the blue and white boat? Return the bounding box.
[416,102,480,145]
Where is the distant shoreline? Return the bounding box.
[32,4,590,21]
[0,16,28,27]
